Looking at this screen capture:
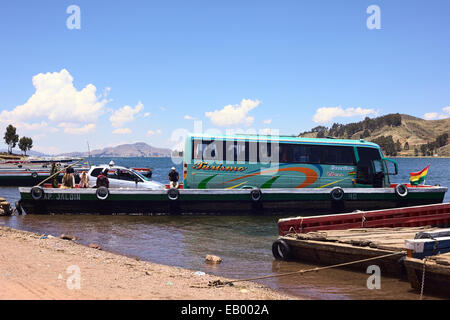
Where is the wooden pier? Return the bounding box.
[274,227,450,296]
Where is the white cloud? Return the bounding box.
[184,115,196,120]
[443,106,450,115]
[423,106,450,120]
[424,112,439,120]
[263,119,272,125]
[147,129,162,136]
[62,123,96,135]
[110,101,144,128]
[144,112,151,118]
[112,128,132,134]
[313,106,378,124]
[0,69,107,124]
[3,120,60,133]
[205,99,261,127]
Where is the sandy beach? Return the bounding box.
[0,226,296,300]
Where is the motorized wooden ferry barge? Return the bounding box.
[17,184,447,215]
[16,134,448,215]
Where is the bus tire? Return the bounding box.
[330,187,345,202]
[31,186,44,200]
[168,188,180,201]
[272,239,291,261]
[31,172,38,178]
[395,184,408,198]
[96,186,109,200]
[15,201,23,215]
[250,188,262,202]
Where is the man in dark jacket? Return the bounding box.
[96,168,110,188]
[168,167,179,189]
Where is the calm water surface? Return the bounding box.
[1,157,449,300]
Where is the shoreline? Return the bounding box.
[0,226,297,300]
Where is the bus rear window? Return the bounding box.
[357,147,381,163]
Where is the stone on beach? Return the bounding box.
[1,201,11,210]
[205,254,223,264]
[0,201,12,216]
[89,243,102,250]
[60,234,79,241]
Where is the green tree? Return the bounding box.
[3,124,19,154]
[362,129,371,138]
[420,144,427,156]
[371,135,397,156]
[395,139,402,152]
[18,137,33,156]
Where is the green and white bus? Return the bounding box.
[182,133,398,190]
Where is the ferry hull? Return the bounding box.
[0,175,81,187]
[18,186,447,216]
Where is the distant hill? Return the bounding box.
[299,114,450,157]
[59,142,173,158]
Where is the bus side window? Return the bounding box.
[279,144,293,163]
[356,162,372,185]
[236,140,246,163]
[247,141,258,162]
[258,142,271,163]
[193,140,204,160]
[357,147,382,162]
[356,147,382,186]
[225,140,237,163]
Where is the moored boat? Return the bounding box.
[17,184,447,215]
[16,134,449,215]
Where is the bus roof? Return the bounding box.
[187,133,381,148]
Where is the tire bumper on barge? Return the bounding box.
[17,186,448,216]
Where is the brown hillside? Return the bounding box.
[299,114,450,156]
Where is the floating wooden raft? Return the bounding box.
[404,253,450,295]
[278,227,440,277]
[276,227,450,297]
[278,203,450,236]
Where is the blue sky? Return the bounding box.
[0,0,449,154]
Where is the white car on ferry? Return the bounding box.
[87,163,165,190]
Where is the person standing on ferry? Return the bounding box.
[50,162,59,188]
[61,169,75,189]
[168,167,179,189]
[96,168,110,188]
[79,171,89,188]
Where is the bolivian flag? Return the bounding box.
[410,165,430,186]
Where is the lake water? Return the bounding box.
[1,157,449,300]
